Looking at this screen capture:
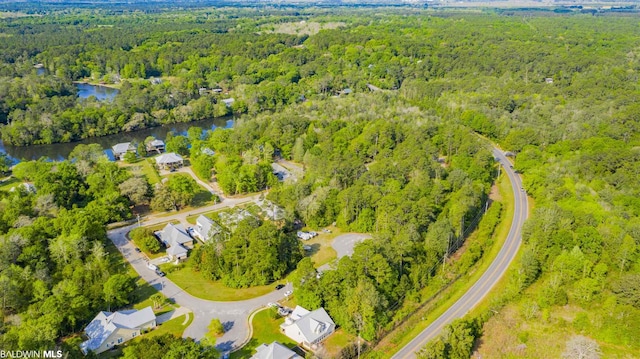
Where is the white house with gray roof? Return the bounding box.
[146,139,165,154]
[193,215,223,242]
[80,307,156,355]
[112,142,136,160]
[156,223,193,260]
[280,306,335,350]
[155,152,184,170]
[251,342,302,359]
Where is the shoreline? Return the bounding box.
[73,80,121,90]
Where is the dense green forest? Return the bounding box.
[186,94,493,339]
[0,154,140,352]
[2,6,640,358]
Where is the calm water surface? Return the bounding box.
[76,83,119,101]
[0,117,234,163]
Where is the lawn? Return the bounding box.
[164,263,286,301]
[121,159,162,185]
[231,308,296,359]
[145,312,193,339]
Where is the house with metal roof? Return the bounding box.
[155,152,184,170]
[280,306,335,350]
[112,142,136,160]
[251,342,302,359]
[146,139,165,154]
[80,307,156,355]
[193,215,223,242]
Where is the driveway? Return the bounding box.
[157,307,192,324]
[109,221,292,353]
[318,233,371,272]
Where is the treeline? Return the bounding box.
[185,93,494,341]
[3,11,639,147]
[0,147,154,352]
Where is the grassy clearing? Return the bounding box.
[121,159,162,185]
[164,263,286,301]
[231,308,296,359]
[262,21,346,35]
[304,227,341,268]
[374,172,515,357]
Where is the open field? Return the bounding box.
[261,21,346,36]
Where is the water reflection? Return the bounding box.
[0,117,234,163]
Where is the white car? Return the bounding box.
[284,290,293,297]
[267,302,278,308]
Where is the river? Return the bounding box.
[0,117,234,163]
[0,82,234,163]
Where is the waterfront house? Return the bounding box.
[155,152,184,170]
[221,98,235,107]
[146,139,165,154]
[80,307,156,355]
[112,142,136,160]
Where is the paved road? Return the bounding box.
[317,233,371,272]
[391,148,529,359]
[108,191,280,353]
[109,224,292,353]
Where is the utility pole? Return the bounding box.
[137,213,141,227]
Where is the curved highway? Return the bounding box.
[391,148,529,359]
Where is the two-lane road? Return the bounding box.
[391,148,529,359]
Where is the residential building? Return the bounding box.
[193,215,223,242]
[112,142,136,160]
[221,98,235,107]
[251,342,302,359]
[156,223,193,260]
[146,139,165,154]
[80,307,156,355]
[155,152,184,170]
[280,306,335,350]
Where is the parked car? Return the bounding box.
[284,290,293,297]
[147,263,158,271]
[275,284,285,290]
[156,270,166,277]
[134,247,142,253]
[267,302,279,308]
[278,307,291,316]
